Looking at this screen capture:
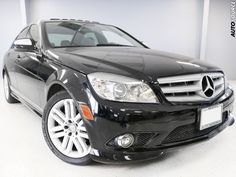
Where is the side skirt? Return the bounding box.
[10,87,43,118]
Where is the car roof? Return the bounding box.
[40,18,108,26]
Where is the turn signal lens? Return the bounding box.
[80,104,94,120]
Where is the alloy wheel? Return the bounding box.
[47,99,91,158]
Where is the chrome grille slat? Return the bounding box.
[158,74,201,84]
[161,83,201,94]
[164,95,206,102]
[207,72,224,78]
[214,78,224,87]
[158,72,225,102]
[215,85,224,95]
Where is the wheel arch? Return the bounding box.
[46,83,67,101]
[44,70,90,110]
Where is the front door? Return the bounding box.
[14,24,43,113]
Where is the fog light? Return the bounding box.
[116,134,134,148]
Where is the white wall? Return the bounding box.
[28,0,203,58]
[0,0,24,77]
[205,0,236,80]
[1,0,235,79]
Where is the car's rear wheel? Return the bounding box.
[3,73,19,103]
[42,91,92,165]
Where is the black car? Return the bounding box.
[2,19,235,165]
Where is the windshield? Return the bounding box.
[45,22,144,48]
[45,21,144,48]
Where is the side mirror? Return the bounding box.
[13,38,35,50]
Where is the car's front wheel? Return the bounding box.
[42,91,92,165]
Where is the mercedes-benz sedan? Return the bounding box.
[2,19,234,165]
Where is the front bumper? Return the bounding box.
[84,87,234,163]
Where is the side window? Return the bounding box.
[16,27,30,40]
[29,24,39,43]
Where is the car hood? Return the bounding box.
[48,47,221,82]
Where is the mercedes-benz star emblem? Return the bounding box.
[202,75,215,97]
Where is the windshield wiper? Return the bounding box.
[96,44,135,47]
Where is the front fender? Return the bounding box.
[43,68,99,148]
[45,68,90,109]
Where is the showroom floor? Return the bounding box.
[0,80,235,177]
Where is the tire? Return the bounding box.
[42,91,92,165]
[3,73,19,103]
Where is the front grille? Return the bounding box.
[162,112,228,144]
[134,133,156,146]
[158,72,225,102]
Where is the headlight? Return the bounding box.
[87,72,159,103]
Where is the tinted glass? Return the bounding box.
[16,26,29,39]
[29,25,39,43]
[45,22,144,48]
